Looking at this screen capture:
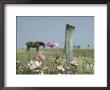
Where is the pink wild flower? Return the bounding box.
[27,60,42,70]
[36,52,46,61]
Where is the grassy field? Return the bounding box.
[16,48,94,74]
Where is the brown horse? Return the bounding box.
[26,41,45,51]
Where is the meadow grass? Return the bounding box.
[16,48,94,74]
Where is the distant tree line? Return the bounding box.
[73,44,90,48]
[74,45,80,48]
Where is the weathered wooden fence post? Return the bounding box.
[65,24,75,64]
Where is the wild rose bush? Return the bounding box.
[47,42,60,48]
[16,51,79,74]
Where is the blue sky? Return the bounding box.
[17,16,94,49]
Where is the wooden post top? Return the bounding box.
[66,24,75,30]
